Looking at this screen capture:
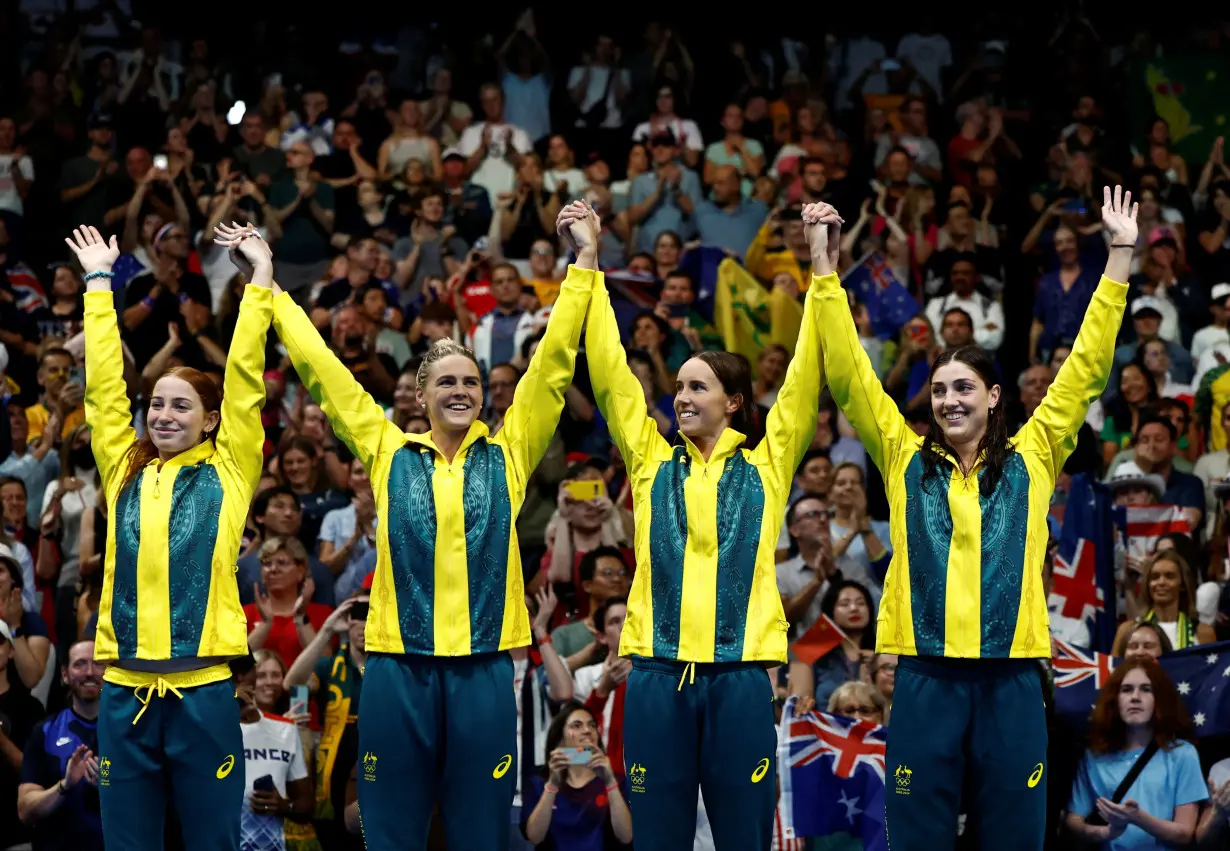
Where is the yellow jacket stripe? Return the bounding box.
[815,273,1127,658]
[86,286,272,662]
[587,272,827,663]
[272,267,595,656]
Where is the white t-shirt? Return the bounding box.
[455,121,533,204]
[240,714,309,851]
[1191,324,1230,364]
[565,66,632,130]
[0,153,34,216]
[543,167,589,201]
[631,117,704,153]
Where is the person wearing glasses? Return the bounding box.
[67,223,272,851]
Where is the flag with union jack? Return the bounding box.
[1052,474,1117,653]
[1051,639,1230,735]
[776,697,887,848]
[842,250,920,340]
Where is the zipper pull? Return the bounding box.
[153,474,161,499]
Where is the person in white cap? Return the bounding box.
[1107,295,1195,403]
[1190,282,1230,362]
[1107,460,1166,507]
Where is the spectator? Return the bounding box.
[456,83,534,206]
[38,424,97,654]
[1109,299,1196,403]
[317,458,377,601]
[0,541,50,693]
[827,680,889,725]
[1190,282,1230,363]
[0,620,45,851]
[702,103,764,196]
[1065,658,1205,847]
[572,596,631,778]
[420,68,472,149]
[390,187,469,303]
[543,134,589,201]
[467,263,538,376]
[828,464,891,592]
[238,486,335,607]
[694,165,766,258]
[1121,622,1173,661]
[234,661,313,850]
[1029,224,1100,363]
[1127,416,1206,530]
[630,85,703,169]
[58,113,118,233]
[15,638,102,850]
[549,546,632,672]
[924,257,1005,352]
[1196,757,1230,845]
[283,593,367,851]
[233,112,287,189]
[788,579,878,710]
[0,406,58,532]
[1100,364,1160,467]
[521,700,634,849]
[244,535,333,667]
[485,363,522,434]
[438,149,494,245]
[276,436,346,549]
[867,652,897,706]
[777,493,839,638]
[1112,550,1215,653]
[267,142,336,301]
[0,478,37,554]
[377,98,441,182]
[25,347,82,442]
[281,89,335,158]
[626,131,703,253]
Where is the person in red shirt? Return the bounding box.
[244,536,333,667]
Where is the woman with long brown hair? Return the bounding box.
[67,223,274,850]
[1112,550,1216,653]
[1065,657,1206,847]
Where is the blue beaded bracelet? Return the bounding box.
[83,270,114,282]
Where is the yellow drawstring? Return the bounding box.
[676,661,696,691]
[131,678,184,725]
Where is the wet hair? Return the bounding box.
[416,337,481,392]
[120,367,222,493]
[920,346,1012,498]
[687,351,756,439]
[1088,657,1191,754]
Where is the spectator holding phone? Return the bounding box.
[522,701,633,849]
[282,590,369,851]
[234,668,312,851]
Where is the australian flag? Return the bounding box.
[1052,639,1230,735]
[777,698,887,849]
[1052,474,1117,653]
[842,251,919,340]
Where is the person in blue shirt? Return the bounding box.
[626,131,704,253]
[16,638,104,851]
[522,701,633,851]
[1065,657,1206,848]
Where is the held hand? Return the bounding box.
[213,222,273,286]
[1101,185,1139,246]
[64,226,120,277]
[802,202,843,276]
[587,745,615,782]
[249,789,287,816]
[546,748,569,785]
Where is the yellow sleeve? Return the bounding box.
[497,266,594,484]
[743,220,774,279]
[752,278,824,484]
[814,272,909,474]
[1019,276,1128,478]
[83,290,136,493]
[214,286,272,488]
[272,293,399,471]
[585,273,668,475]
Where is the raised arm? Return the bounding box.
[498,203,596,483]
[67,227,134,492]
[585,259,668,476]
[753,206,831,482]
[209,226,275,486]
[1021,186,1133,478]
[811,213,911,475]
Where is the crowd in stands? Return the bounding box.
[1,5,1230,850]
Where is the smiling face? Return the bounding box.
[930,360,999,448]
[253,655,284,712]
[260,547,305,595]
[1125,626,1164,661]
[1117,667,1155,727]
[64,640,103,704]
[757,347,788,388]
[829,465,864,509]
[1119,364,1151,406]
[529,239,556,278]
[1146,557,1183,608]
[280,448,314,490]
[393,372,421,414]
[674,357,739,444]
[632,316,664,350]
[563,708,599,750]
[148,375,218,455]
[417,354,483,433]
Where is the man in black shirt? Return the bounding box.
[0,620,46,851]
[17,639,103,851]
[315,119,377,237]
[121,222,214,370]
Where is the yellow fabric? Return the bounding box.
[272,266,595,656]
[101,663,233,724]
[711,259,805,377]
[531,277,561,307]
[815,273,1127,658]
[1209,371,1230,451]
[743,220,808,290]
[25,401,85,441]
[586,271,827,664]
[86,286,272,663]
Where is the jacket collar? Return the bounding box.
[404,420,489,461]
[149,439,216,472]
[680,427,746,467]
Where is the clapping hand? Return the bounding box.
[63,744,98,791]
[64,226,120,284]
[531,585,558,639]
